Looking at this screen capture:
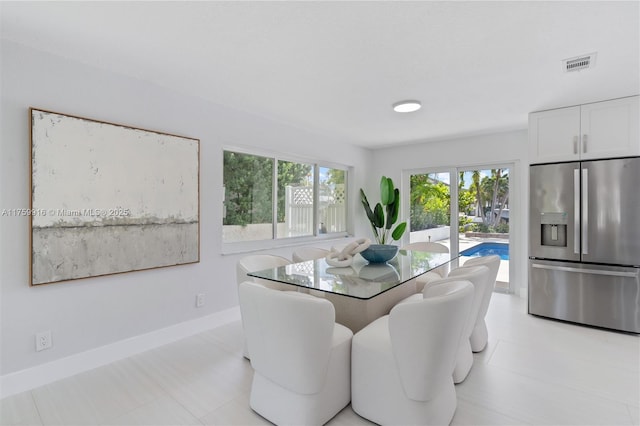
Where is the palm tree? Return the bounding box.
[481,169,509,227]
[470,170,485,220]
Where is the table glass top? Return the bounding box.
[248,250,455,300]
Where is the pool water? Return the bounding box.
[460,242,509,260]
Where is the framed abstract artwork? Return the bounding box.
[30,108,200,285]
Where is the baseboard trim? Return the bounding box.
[0,306,241,400]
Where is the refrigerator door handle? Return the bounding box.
[573,169,580,254]
[582,168,588,255]
[531,263,639,278]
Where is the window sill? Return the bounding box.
[221,233,352,256]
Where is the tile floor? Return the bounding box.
[1,293,639,425]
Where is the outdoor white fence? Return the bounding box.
[222,184,346,242]
[285,184,345,237]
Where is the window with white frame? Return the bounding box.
[222,150,347,244]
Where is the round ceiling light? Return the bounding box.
[393,100,421,113]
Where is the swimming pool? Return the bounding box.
[460,242,509,260]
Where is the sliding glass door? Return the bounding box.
[409,171,452,250]
[457,167,510,292]
[408,164,513,293]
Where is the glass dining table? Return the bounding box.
[248,249,458,332]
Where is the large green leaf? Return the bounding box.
[361,200,375,223]
[386,177,396,204]
[380,176,395,205]
[391,189,400,223]
[360,189,376,223]
[391,222,407,241]
[360,188,369,205]
[373,203,385,228]
[385,203,394,229]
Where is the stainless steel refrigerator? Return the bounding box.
[529,157,640,333]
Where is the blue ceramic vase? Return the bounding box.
[360,244,399,263]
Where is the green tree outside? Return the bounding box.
[410,174,450,232]
[410,169,509,234]
[223,151,273,226]
[223,152,312,226]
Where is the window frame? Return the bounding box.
[222,146,350,254]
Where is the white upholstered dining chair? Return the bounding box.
[402,241,450,292]
[236,254,292,291]
[239,281,352,426]
[441,265,491,383]
[292,246,330,263]
[402,241,450,253]
[351,280,474,425]
[396,264,490,384]
[236,254,293,358]
[458,255,501,352]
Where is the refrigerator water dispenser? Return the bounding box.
[540,212,567,247]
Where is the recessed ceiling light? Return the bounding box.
[393,100,421,113]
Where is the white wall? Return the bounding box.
[0,40,372,382]
[370,131,530,296]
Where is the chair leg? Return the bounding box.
[453,340,473,384]
[243,339,250,359]
[470,320,488,353]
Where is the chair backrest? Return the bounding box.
[292,247,330,263]
[236,254,291,286]
[459,255,500,319]
[401,241,449,253]
[444,265,491,338]
[238,281,335,394]
[388,280,474,401]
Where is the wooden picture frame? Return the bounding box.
[30,108,200,285]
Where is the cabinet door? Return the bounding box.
[529,106,580,164]
[580,96,639,160]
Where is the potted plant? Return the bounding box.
[359,176,407,262]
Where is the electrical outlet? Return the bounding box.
[35,330,52,352]
[196,293,205,308]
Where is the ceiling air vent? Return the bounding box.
[563,53,597,72]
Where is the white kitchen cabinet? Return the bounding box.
[529,95,639,163]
